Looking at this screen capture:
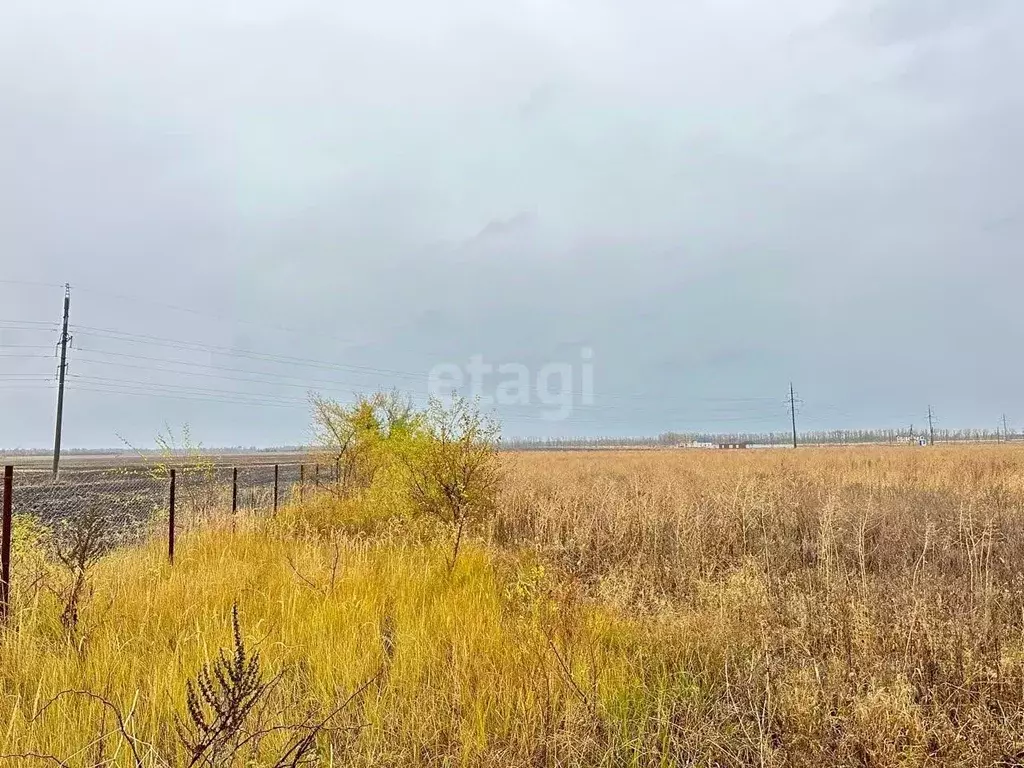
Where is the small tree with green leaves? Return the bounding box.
[311,390,423,493]
[405,396,501,572]
[310,392,501,569]
[120,423,219,518]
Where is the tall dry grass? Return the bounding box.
[1,446,1024,766]
[497,446,1024,764]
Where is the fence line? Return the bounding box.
[0,460,342,624]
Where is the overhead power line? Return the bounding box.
[0,282,839,434]
[72,325,784,407]
[68,374,311,404]
[60,368,787,427]
[66,383,309,410]
[72,324,437,382]
[72,346,426,393]
[70,284,376,350]
[71,356,787,418]
[0,279,67,290]
[64,383,792,427]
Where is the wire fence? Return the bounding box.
[0,460,341,620]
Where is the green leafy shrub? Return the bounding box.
[309,391,501,569]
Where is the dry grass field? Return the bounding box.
[3,445,1024,766]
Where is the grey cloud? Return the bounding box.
[0,0,1022,444]
[860,0,1009,45]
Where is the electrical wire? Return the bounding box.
[0,279,66,289]
[72,346,425,393]
[66,383,309,410]
[63,379,790,428]
[72,324,430,382]
[68,374,311,404]
[69,284,376,349]
[71,326,785,407]
[70,354,790,420]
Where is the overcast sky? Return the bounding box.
[1,0,1022,447]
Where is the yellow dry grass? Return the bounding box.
[3,445,1024,766]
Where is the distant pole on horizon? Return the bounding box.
[927,405,935,446]
[1003,414,1010,442]
[789,382,798,449]
[52,284,71,479]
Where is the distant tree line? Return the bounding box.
[503,427,1020,450]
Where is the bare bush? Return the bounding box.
[50,506,127,631]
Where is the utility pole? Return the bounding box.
[927,405,935,446]
[52,284,71,479]
[789,382,798,449]
[1003,414,1010,442]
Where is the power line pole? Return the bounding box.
[52,284,71,479]
[927,405,935,446]
[789,382,798,449]
[1003,414,1009,442]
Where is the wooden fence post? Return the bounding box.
[1,466,12,622]
[168,468,176,565]
[273,464,279,514]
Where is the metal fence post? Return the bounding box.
[299,464,304,503]
[315,463,320,487]
[168,468,176,565]
[273,464,279,514]
[1,466,12,623]
[232,467,238,514]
